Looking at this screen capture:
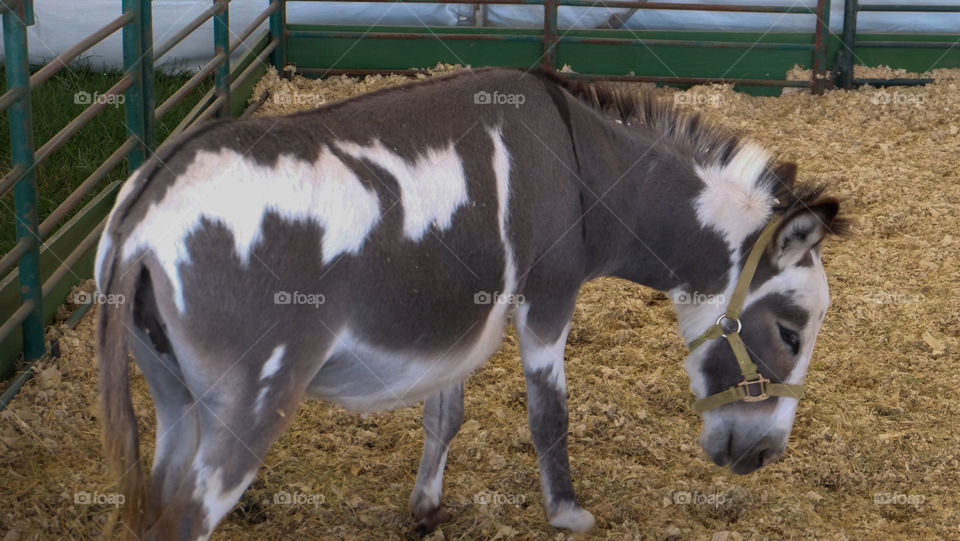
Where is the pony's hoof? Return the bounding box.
[548,503,595,532]
[409,507,451,537]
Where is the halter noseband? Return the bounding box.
[687,215,804,414]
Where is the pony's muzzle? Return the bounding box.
[701,430,786,475]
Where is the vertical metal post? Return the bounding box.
[269,0,286,71]
[214,0,231,118]
[811,0,830,94]
[542,0,558,70]
[840,0,859,89]
[3,1,45,373]
[139,0,156,152]
[122,0,147,170]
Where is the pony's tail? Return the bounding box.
[97,250,148,539]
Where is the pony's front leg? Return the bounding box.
[516,304,596,533]
[409,382,464,535]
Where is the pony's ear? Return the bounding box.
[771,162,797,190]
[770,199,839,269]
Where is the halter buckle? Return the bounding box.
[738,376,771,402]
[717,315,742,336]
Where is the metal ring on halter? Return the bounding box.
[717,315,742,336]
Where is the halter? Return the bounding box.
[687,214,804,414]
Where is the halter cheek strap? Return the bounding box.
[687,215,804,414]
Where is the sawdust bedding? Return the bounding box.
[1,63,959,540]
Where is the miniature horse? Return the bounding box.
[95,67,844,539]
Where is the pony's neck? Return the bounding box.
[572,109,763,296]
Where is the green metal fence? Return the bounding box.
[0,0,279,393]
[282,0,959,95]
[1,0,958,392]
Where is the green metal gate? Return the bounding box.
[0,0,281,399]
[1,0,958,397]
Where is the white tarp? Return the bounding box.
[2,1,958,72]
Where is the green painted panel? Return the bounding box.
[0,182,118,375]
[285,24,958,97]
[230,32,271,117]
[855,34,960,72]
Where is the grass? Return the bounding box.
[0,62,213,254]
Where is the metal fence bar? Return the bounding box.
[811,0,830,94]
[168,33,277,138]
[2,1,45,369]
[0,85,25,113]
[154,1,224,61]
[139,0,156,152]
[232,37,280,89]
[122,0,148,171]
[840,0,858,89]
[195,95,227,124]
[300,66,813,88]
[229,0,278,54]
[0,164,25,198]
[28,12,134,89]
[32,76,134,168]
[270,0,286,70]
[38,138,137,238]
[559,0,818,11]
[543,0,558,70]
[40,217,108,298]
[285,29,817,50]
[214,0,231,118]
[292,0,818,11]
[169,87,216,137]
[856,41,960,49]
[0,237,29,281]
[0,299,39,349]
[155,52,225,120]
[857,4,960,12]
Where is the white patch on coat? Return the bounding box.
[253,344,287,416]
[741,251,830,386]
[120,147,382,311]
[490,126,517,305]
[335,139,468,241]
[680,251,830,400]
[191,464,257,539]
[694,142,776,247]
[309,128,517,412]
[95,167,145,291]
[312,321,507,411]
[548,501,596,533]
[421,449,448,507]
[515,304,569,392]
[259,344,287,381]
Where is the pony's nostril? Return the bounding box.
[759,447,781,467]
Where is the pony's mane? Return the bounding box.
[529,68,742,170]
[529,68,850,237]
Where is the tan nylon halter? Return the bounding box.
[687,215,804,414]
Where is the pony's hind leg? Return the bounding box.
[409,382,464,535]
[127,328,199,524]
[143,348,309,540]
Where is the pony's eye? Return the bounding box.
[778,324,801,355]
